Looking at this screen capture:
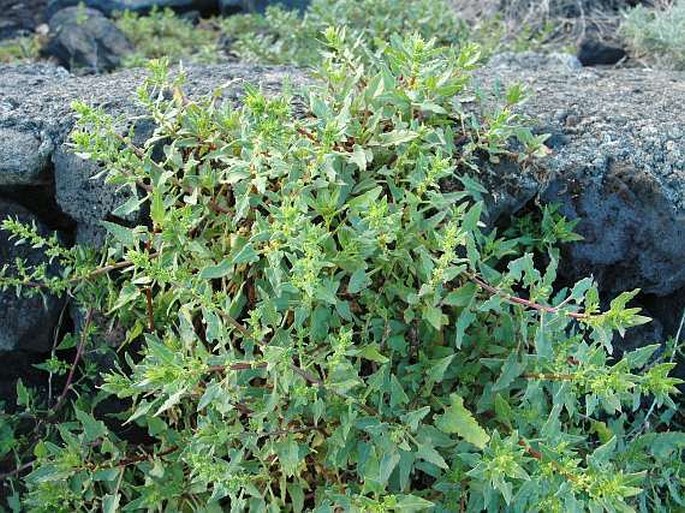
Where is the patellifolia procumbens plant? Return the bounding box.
[1,30,684,512]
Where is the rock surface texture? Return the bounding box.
[0,57,682,357]
[45,7,133,73]
[0,0,48,40]
[46,0,218,18]
[482,54,685,300]
[0,199,64,353]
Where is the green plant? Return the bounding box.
[115,7,222,68]
[0,31,683,512]
[222,0,467,66]
[620,0,685,69]
[0,36,41,64]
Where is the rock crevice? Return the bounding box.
[0,58,682,357]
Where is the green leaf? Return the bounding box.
[625,344,660,369]
[359,344,389,364]
[150,188,165,227]
[350,144,370,171]
[417,443,448,469]
[427,355,455,383]
[348,268,371,294]
[93,468,120,483]
[379,451,401,486]
[423,305,445,330]
[435,394,490,449]
[199,259,232,279]
[375,129,419,147]
[112,194,143,217]
[75,409,108,443]
[276,437,301,477]
[287,482,305,513]
[231,243,259,265]
[15,379,29,407]
[101,221,138,248]
[401,407,430,432]
[102,494,120,513]
[394,495,434,512]
[455,309,476,348]
[493,353,524,391]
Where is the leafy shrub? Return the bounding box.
[114,7,222,67]
[620,0,685,69]
[222,0,467,65]
[1,30,684,512]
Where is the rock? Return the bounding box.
[489,51,582,71]
[53,146,137,245]
[577,39,627,66]
[0,199,64,352]
[45,6,133,73]
[46,0,219,18]
[0,61,303,246]
[0,127,53,185]
[0,58,683,345]
[219,0,309,15]
[479,62,684,296]
[0,0,47,40]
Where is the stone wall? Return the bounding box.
[0,56,683,377]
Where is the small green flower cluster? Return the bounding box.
[0,30,682,512]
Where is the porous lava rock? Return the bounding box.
[0,56,683,356]
[0,199,64,352]
[45,6,133,73]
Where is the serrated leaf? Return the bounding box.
[75,409,108,443]
[350,144,370,171]
[199,259,232,280]
[379,451,400,486]
[112,194,143,217]
[427,355,455,383]
[375,129,418,147]
[287,482,305,513]
[231,243,259,265]
[154,389,186,417]
[348,268,371,294]
[101,221,137,248]
[394,495,434,512]
[455,309,476,348]
[493,353,524,391]
[625,344,660,369]
[359,344,389,364]
[401,407,430,432]
[417,443,448,469]
[93,468,120,483]
[276,437,300,477]
[16,379,29,407]
[436,394,490,449]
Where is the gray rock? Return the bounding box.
[0,0,47,40]
[488,51,582,71]
[577,38,627,67]
[0,199,64,352]
[53,146,135,245]
[0,127,53,186]
[0,57,683,341]
[219,0,309,14]
[46,0,218,18]
[45,6,133,73]
[475,62,685,298]
[0,61,302,245]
